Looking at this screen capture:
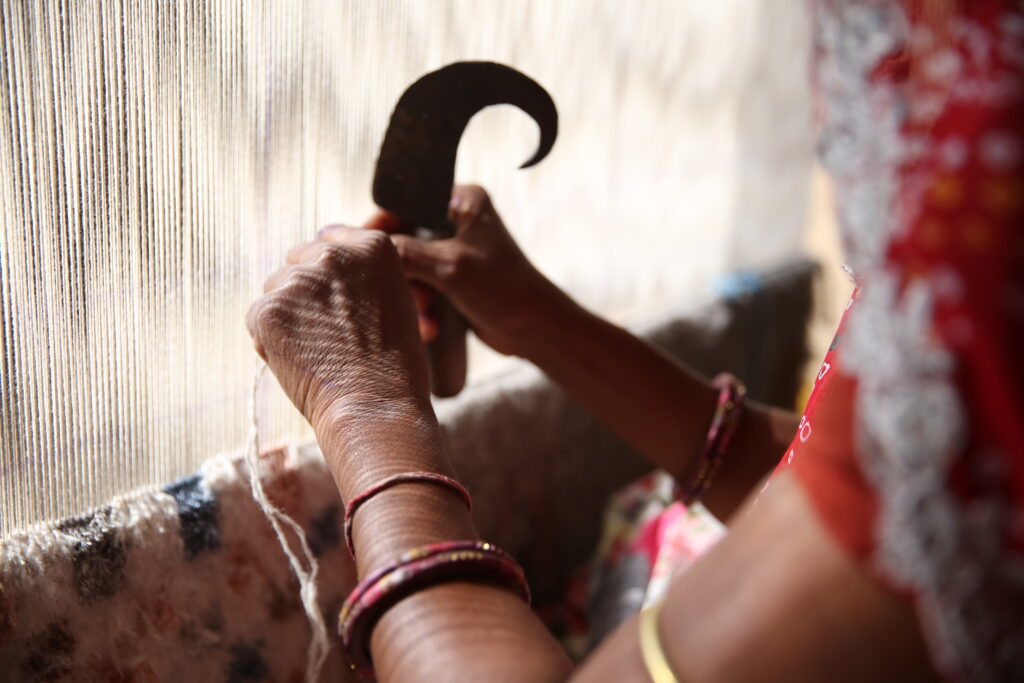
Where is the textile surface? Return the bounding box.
[1,445,358,682]
[543,472,725,659]
[0,0,814,536]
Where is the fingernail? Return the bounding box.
[317,224,345,239]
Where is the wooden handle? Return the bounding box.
[427,293,467,397]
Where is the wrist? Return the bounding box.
[315,395,447,495]
[315,396,480,576]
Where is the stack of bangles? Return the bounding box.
[338,373,744,678]
[677,372,746,505]
[636,372,746,683]
[339,472,530,678]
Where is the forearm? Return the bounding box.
[317,402,573,682]
[520,288,798,519]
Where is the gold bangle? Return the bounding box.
[638,600,683,683]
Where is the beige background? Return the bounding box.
[0,0,826,535]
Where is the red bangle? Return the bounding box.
[344,472,472,558]
[338,540,530,678]
[679,372,746,505]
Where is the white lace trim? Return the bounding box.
[816,1,1024,680]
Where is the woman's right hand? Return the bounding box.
[322,184,564,358]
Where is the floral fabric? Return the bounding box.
[548,472,725,659]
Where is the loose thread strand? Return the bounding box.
[245,362,330,682]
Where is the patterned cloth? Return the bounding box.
[776,1,1024,680]
[545,472,725,660]
[0,445,359,682]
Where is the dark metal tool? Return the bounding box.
[372,61,558,397]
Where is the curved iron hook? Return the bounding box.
[372,61,558,236]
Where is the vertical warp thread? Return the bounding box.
[245,362,329,680]
[0,0,812,540]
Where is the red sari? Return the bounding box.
[774,1,1024,679]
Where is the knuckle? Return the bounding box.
[284,267,315,290]
[256,290,303,330]
[361,229,393,255]
[441,246,472,286]
[287,267,334,303]
[463,184,491,208]
[355,231,399,269]
[315,243,348,271]
[254,298,287,330]
[318,242,341,261]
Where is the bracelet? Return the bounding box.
[678,372,746,505]
[338,540,531,678]
[639,599,683,683]
[344,472,473,558]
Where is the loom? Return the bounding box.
[0,2,819,680]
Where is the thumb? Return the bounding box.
[389,234,453,290]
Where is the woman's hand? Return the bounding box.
[245,227,432,439]
[321,184,564,358]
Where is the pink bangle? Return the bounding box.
[338,540,530,678]
[344,472,472,558]
[679,372,747,505]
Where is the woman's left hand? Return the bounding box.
[246,226,432,440]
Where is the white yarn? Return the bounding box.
[244,363,330,682]
[0,0,812,536]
